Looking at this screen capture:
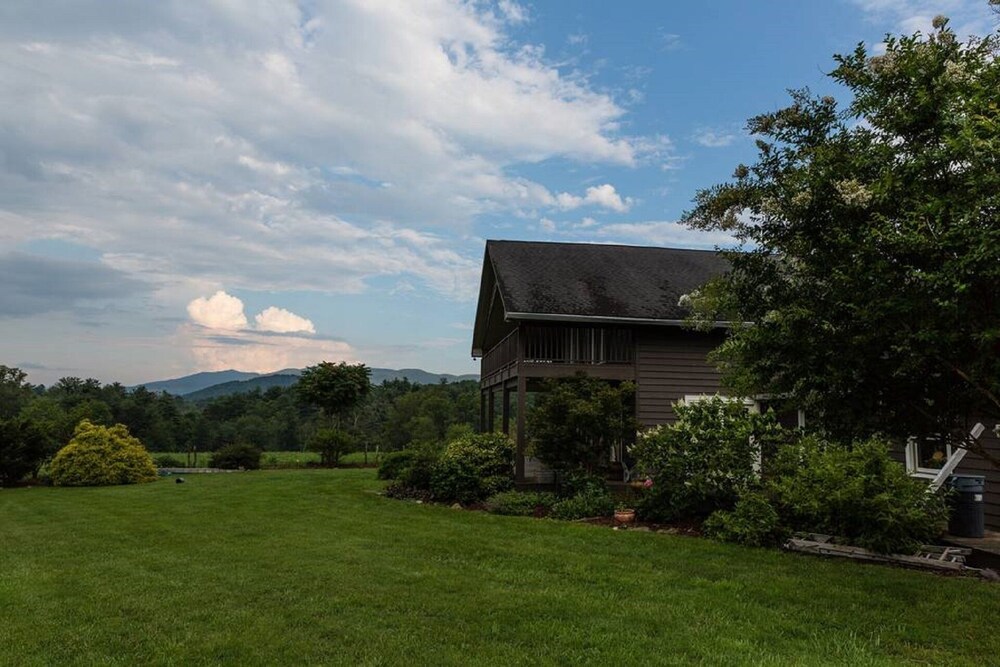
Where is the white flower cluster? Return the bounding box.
[834,179,873,208]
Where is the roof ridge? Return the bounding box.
[485,238,723,253]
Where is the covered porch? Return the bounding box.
[478,324,636,483]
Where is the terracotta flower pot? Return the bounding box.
[614,509,636,525]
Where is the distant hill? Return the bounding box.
[136,370,260,395]
[136,367,479,398]
[184,374,301,401]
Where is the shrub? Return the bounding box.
[154,454,185,468]
[0,418,49,485]
[632,396,786,521]
[377,450,417,480]
[485,491,558,516]
[308,428,354,466]
[703,492,787,547]
[528,374,636,475]
[430,432,515,504]
[210,443,262,470]
[768,436,948,554]
[550,489,615,521]
[557,470,607,499]
[49,420,157,487]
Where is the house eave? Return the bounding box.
[503,311,732,328]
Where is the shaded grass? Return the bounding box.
[155,450,379,467]
[1,470,997,665]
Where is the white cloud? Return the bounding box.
[692,128,736,148]
[254,306,315,334]
[181,325,354,374]
[850,0,995,39]
[555,184,632,213]
[186,291,248,331]
[0,0,655,306]
[539,217,557,232]
[578,216,598,228]
[596,221,738,249]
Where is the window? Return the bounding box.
[905,434,952,478]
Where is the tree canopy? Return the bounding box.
[684,17,1000,465]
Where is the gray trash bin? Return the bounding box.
[947,475,985,538]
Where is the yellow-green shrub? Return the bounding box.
[49,420,158,486]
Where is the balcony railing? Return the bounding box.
[482,329,519,378]
[481,325,633,379]
[522,325,633,364]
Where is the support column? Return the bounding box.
[515,375,526,483]
[502,388,511,435]
[487,387,496,432]
[479,389,487,433]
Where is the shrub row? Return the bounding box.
[633,397,949,554]
[378,432,515,505]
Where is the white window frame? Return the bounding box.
[905,434,953,479]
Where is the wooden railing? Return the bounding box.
[522,325,633,364]
[482,329,519,378]
[482,325,633,379]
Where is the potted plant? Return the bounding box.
[614,502,636,526]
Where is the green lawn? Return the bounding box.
[155,450,379,467]
[2,470,997,665]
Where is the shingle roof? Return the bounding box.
[486,240,729,322]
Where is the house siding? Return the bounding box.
[635,327,725,426]
[954,429,1000,531]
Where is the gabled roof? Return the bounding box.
[472,240,730,355]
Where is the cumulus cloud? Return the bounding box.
[254,306,316,334]
[182,325,354,373]
[850,0,995,39]
[186,291,248,331]
[555,184,632,213]
[0,0,662,308]
[596,221,738,249]
[692,128,736,148]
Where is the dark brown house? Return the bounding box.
[472,240,732,483]
[471,239,1000,531]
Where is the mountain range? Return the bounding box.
[136,367,479,398]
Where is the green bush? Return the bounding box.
[632,396,786,521]
[307,428,354,466]
[210,443,262,470]
[0,418,49,485]
[550,489,615,520]
[377,450,417,480]
[768,436,948,554]
[153,454,185,468]
[49,420,158,487]
[429,432,515,504]
[703,492,787,547]
[558,470,607,499]
[527,374,636,475]
[485,491,558,516]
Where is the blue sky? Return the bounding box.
[1,0,996,385]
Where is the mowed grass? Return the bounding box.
[2,471,997,666]
[156,450,379,467]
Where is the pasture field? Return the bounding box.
[155,450,379,467]
[2,469,998,665]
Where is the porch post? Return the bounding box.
[515,375,526,483]
[487,387,496,432]
[479,389,487,433]
[502,388,511,435]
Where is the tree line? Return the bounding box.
[0,363,480,483]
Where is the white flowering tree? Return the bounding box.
[683,16,1000,467]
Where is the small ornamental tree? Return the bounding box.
[0,418,49,485]
[683,17,1000,466]
[527,374,636,476]
[297,362,371,464]
[632,396,788,521]
[49,420,158,486]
